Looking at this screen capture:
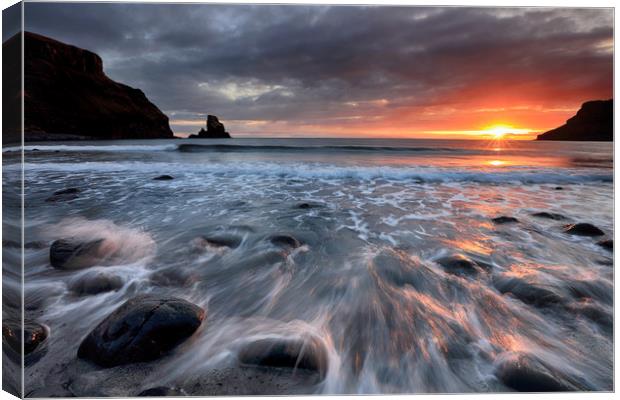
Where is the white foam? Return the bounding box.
[3,144,178,153]
[12,160,613,185]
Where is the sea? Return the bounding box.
[2,138,614,394]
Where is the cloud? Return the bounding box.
[23,4,613,137]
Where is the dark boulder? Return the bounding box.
[69,271,123,295]
[563,223,604,237]
[50,238,106,270]
[196,235,242,249]
[153,175,174,181]
[436,254,485,277]
[138,387,185,396]
[492,216,519,224]
[3,319,48,356]
[238,336,328,381]
[531,212,566,221]
[554,186,563,190]
[269,235,302,249]
[495,353,576,391]
[536,99,612,141]
[597,239,613,251]
[494,276,562,308]
[188,115,231,139]
[46,187,81,202]
[77,296,205,367]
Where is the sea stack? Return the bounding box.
[3,32,174,143]
[536,99,613,141]
[189,115,231,139]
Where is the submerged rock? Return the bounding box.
[196,234,242,249]
[46,187,81,202]
[50,238,106,270]
[238,336,328,381]
[3,319,48,356]
[78,295,205,367]
[436,254,485,277]
[69,271,123,295]
[531,212,566,221]
[494,276,562,308]
[153,175,174,181]
[597,239,613,251]
[495,353,577,391]
[492,216,519,224]
[563,223,605,236]
[269,235,302,249]
[138,387,185,396]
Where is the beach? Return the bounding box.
[2,138,613,395]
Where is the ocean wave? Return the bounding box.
[177,143,468,154]
[2,144,179,153]
[14,161,613,184]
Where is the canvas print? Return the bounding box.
[1,2,614,397]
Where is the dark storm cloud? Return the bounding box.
[23,3,613,135]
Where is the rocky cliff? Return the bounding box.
[3,32,174,142]
[537,100,613,141]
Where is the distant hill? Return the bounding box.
[536,99,613,141]
[2,32,174,143]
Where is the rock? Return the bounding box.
[537,99,612,141]
[495,353,576,391]
[196,235,242,249]
[494,276,562,308]
[492,216,519,224]
[188,115,231,139]
[554,187,564,190]
[2,319,48,356]
[6,32,173,141]
[269,235,302,249]
[563,223,605,236]
[77,295,205,367]
[531,212,566,221]
[153,175,174,181]
[597,239,613,251]
[69,271,123,295]
[238,336,328,381]
[436,254,484,277]
[46,187,81,202]
[138,387,184,396]
[50,238,106,270]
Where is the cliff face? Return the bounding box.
[4,32,174,142]
[537,100,613,141]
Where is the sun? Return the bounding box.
[484,125,515,139]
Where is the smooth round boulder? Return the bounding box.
[2,319,48,356]
[563,223,604,237]
[269,235,302,249]
[69,271,123,296]
[78,296,205,367]
[531,212,566,221]
[494,276,562,308]
[138,387,184,396]
[495,353,575,392]
[492,216,519,224]
[50,238,106,270]
[238,336,328,381]
[196,235,242,249]
[153,175,174,181]
[436,254,484,277]
[46,187,81,202]
[597,239,613,251]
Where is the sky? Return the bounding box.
[22,3,613,139]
